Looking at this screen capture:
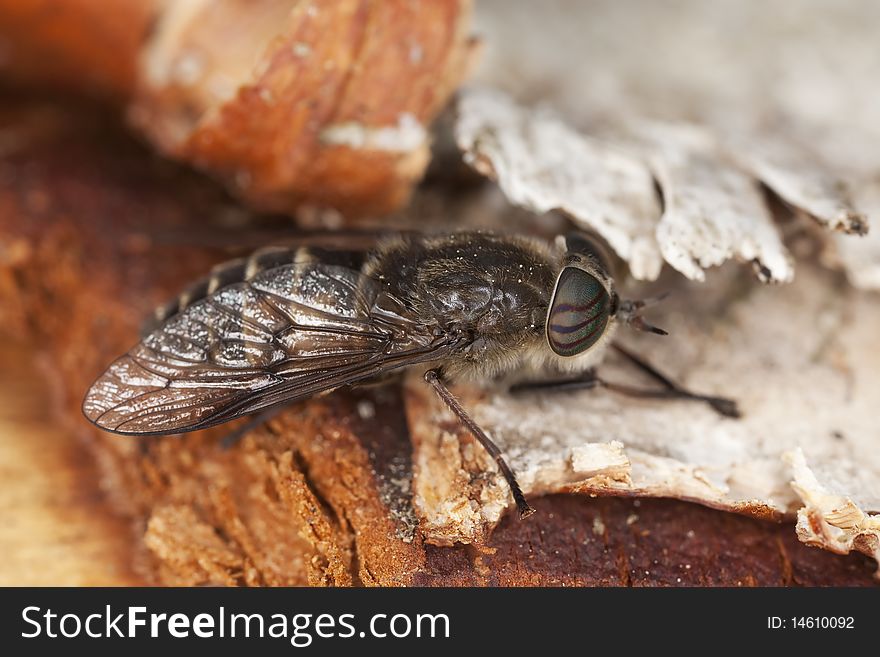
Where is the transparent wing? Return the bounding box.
[83,262,450,435]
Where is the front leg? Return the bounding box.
[424,368,535,518]
[611,342,740,418]
[510,343,740,419]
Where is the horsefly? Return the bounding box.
[84,231,739,517]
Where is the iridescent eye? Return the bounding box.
[546,267,610,357]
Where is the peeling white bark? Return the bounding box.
[787,449,880,574]
[464,1,878,286]
[726,136,868,235]
[455,88,664,280]
[455,89,821,284]
[836,180,880,290]
[634,122,794,283]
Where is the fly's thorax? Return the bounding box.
[367,231,556,338]
[439,329,548,381]
[360,232,559,382]
[442,318,616,382]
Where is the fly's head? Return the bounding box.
[545,233,667,365]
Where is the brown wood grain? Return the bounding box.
[0,0,158,99]
[0,339,143,585]
[0,0,474,218]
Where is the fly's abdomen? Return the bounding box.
[143,246,366,336]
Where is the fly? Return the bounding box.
[83,231,739,518]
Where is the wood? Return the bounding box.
[0,339,143,585]
[0,0,475,218]
[0,94,876,586]
[0,0,158,99]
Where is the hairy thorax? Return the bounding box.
[366,232,610,380]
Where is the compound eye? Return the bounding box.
[546,267,610,357]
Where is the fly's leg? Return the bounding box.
[510,344,740,419]
[424,368,536,519]
[220,405,290,449]
[508,371,602,395]
[610,342,740,418]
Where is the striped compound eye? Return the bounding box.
[546,267,611,357]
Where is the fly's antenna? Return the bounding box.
[617,293,669,336]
